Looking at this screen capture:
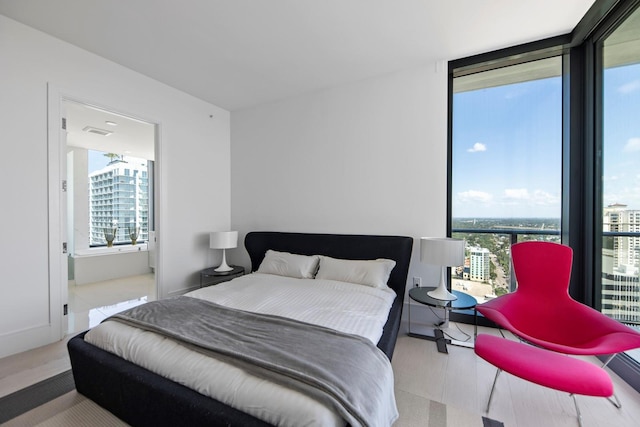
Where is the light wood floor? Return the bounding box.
[1,284,640,426]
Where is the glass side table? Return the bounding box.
[408,286,477,354]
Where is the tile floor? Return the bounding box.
[67,273,156,335]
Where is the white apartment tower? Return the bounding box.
[603,203,640,268]
[602,203,640,325]
[469,247,490,283]
[89,157,149,246]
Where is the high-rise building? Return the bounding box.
[602,203,640,325]
[469,247,490,283]
[89,156,149,246]
[604,204,640,268]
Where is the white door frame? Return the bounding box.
[47,84,161,340]
[47,83,68,340]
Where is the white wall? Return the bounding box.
[231,64,449,324]
[0,14,231,357]
[72,250,151,285]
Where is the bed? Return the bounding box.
[67,231,413,426]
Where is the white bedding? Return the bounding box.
[85,273,398,427]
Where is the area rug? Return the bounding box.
[1,371,503,426]
[0,371,75,424]
[0,370,124,426]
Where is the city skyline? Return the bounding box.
[88,153,150,246]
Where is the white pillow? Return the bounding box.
[257,250,320,279]
[315,256,396,288]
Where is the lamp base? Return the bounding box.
[428,267,458,301]
[427,285,457,301]
[214,249,233,272]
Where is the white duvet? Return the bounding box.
[85,273,398,427]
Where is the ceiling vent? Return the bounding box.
[82,126,113,136]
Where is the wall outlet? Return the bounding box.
[413,277,421,287]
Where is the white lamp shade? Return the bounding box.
[420,237,465,267]
[210,231,238,249]
[420,237,465,301]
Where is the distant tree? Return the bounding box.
[494,286,508,296]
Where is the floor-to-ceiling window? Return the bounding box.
[450,56,563,301]
[598,3,640,362]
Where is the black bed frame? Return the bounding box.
[68,231,413,427]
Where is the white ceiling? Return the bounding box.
[65,100,155,160]
[0,0,595,111]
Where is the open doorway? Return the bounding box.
[63,100,157,334]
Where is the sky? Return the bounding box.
[88,150,114,173]
[603,63,640,210]
[452,75,562,218]
[452,61,640,218]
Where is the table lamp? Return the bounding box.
[420,237,465,301]
[210,231,238,272]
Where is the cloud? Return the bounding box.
[458,190,492,203]
[503,188,529,200]
[623,137,640,152]
[502,188,559,206]
[618,80,640,94]
[531,190,560,206]
[467,142,487,153]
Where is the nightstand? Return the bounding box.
[200,265,245,287]
[408,287,477,354]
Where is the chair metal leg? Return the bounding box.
[485,368,502,413]
[600,354,623,409]
[571,390,619,426]
[570,394,583,427]
[607,393,622,409]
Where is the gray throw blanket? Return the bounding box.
[108,296,397,427]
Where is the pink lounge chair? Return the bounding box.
[476,241,640,417]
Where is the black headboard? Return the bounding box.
[245,231,413,298]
